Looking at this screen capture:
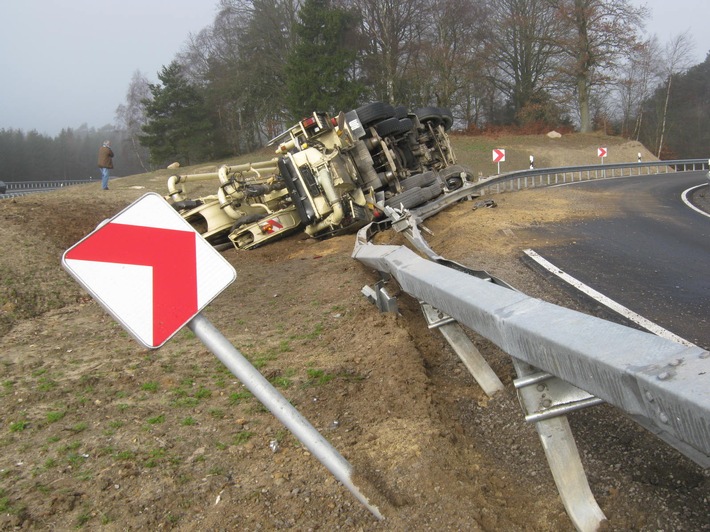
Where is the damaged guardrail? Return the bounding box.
[352,210,710,531]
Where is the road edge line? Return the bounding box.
[681,183,710,219]
[524,249,697,348]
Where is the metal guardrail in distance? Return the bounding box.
[352,212,710,531]
[471,158,710,195]
[4,179,94,190]
[1,180,94,200]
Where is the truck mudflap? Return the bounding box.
[279,157,317,224]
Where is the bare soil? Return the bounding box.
[1,135,708,530]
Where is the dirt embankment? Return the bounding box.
[1,133,708,530]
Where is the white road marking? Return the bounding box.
[681,183,710,219]
[524,249,697,348]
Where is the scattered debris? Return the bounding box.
[472,199,497,210]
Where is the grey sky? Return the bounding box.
[0,0,708,137]
[0,1,217,136]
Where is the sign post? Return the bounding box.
[493,148,506,174]
[62,193,382,519]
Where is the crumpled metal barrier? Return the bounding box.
[353,217,710,530]
[353,230,710,466]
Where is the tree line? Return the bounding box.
[131,0,707,165]
[2,0,707,184]
[0,125,148,184]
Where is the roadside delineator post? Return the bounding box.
[62,192,383,520]
[598,147,607,178]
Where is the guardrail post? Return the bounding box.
[512,358,606,531]
[420,302,504,397]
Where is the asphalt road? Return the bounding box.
[524,171,710,350]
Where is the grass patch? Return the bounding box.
[209,409,225,419]
[269,376,292,389]
[9,420,29,432]
[46,410,66,423]
[147,414,165,425]
[181,416,197,426]
[305,368,335,386]
[195,387,211,399]
[233,431,255,446]
[145,448,166,467]
[37,376,58,392]
[141,381,159,392]
[229,391,253,405]
[71,422,88,433]
[114,450,136,460]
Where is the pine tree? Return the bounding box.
[285,0,364,119]
[140,62,215,166]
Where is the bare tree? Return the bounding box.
[115,70,152,172]
[350,0,430,104]
[421,0,489,123]
[485,0,565,124]
[549,0,646,133]
[613,37,660,138]
[656,31,695,157]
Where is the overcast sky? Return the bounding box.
[0,0,708,137]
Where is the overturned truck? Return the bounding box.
[166,102,477,250]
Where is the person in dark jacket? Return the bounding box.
[98,141,114,190]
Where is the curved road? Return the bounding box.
[524,171,710,349]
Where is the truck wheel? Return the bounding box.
[375,117,413,138]
[440,108,454,130]
[385,181,443,209]
[401,171,439,191]
[414,106,443,127]
[385,187,427,209]
[356,102,395,128]
[393,105,409,119]
[440,165,473,190]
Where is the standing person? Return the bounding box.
[98,140,114,190]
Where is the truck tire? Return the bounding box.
[440,165,470,191]
[440,108,454,130]
[356,102,395,128]
[384,181,443,209]
[393,105,409,119]
[401,171,439,191]
[414,106,443,128]
[375,117,413,138]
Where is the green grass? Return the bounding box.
[46,411,66,423]
[114,450,136,461]
[229,391,253,405]
[305,368,335,386]
[195,387,211,399]
[269,376,292,389]
[141,381,159,392]
[9,420,29,432]
[71,422,88,433]
[145,448,166,467]
[233,431,255,445]
[146,414,165,425]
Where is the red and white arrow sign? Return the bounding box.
[598,147,608,158]
[492,149,506,163]
[62,193,236,348]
